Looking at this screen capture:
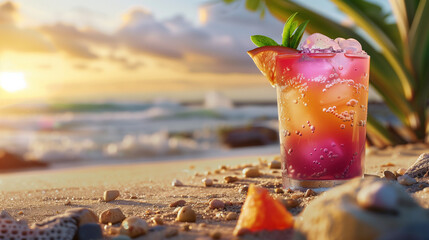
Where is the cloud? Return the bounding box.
[0,1,53,52]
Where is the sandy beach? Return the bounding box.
[1,143,428,239]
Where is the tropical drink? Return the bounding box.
[248,14,369,188]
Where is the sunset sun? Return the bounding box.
[0,72,27,93]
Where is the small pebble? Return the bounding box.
[396,168,407,176]
[286,188,294,193]
[381,162,395,167]
[151,215,164,225]
[165,228,179,238]
[283,199,300,209]
[104,190,120,202]
[214,169,221,174]
[239,186,249,194]
[182,224,191,231]
[99,208,126,224]
[225,212,238,220]
[304,189,316,197]
[172,179,184,187]
[224,176,239,183]
[170,200,186,207]
[18,211,23,215]
[269,160,281,169]
[209,199,225,209]
[423,187,429,193]
[274,188,284,194]
[176,206,197,222]
[384,171,397,180]
[210,231,222,239]
[64,201,72,206]
[202,178,214,187]
[357,181,398,212]
[291,193,304,199]
[397,175,417,186]
[243,167,261,178]
[120,216,149,238]
[271,170,279,174]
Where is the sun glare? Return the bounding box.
[0,72,27,93]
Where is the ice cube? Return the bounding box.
[300,33,341,53]
[335,38,362,53]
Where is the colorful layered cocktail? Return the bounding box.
[248,14,369,188]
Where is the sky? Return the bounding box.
[0,0,389,104]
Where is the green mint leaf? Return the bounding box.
[289,21,298,37]
[251,35,279,47]
[281,12,298,47]
[290,20,309,49]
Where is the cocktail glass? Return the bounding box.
[276,52,370,189]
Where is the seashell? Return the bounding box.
[356,181,398,212]
[405,153,429,178]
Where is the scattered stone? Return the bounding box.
[99,208,126,224]
[165,228,179,238]
[18,211,23,215]
[224,176,239,183]
[304,189,316,197]
[103,190,120,202]
[202,178,214,187]
[172,179,184,187]
[119,217,149,238]
[243,167,261,178]
[283,199,300,209]
[151,215,164,225]
[130,196,138,199]
[405,153,429,178]
[176,206,197,222]
[170,200,186,207]
[209,199,225,209]
[225,212,238,220]
[383,170,397,180]
[295,178,429,240]
[210,231,222,239]
[271,170,279,174]
[239,186,249,194]
[423,187,429,193]
[356,181,398,212]
[291,192,304,199]
[269,160,281,169]
[274,188,284,194]
[396,168,407,176]
[214,169,221,174]
[182,223,191,231]
[397,175,417,186]
[64,200,72,206]
[286,188,294,193]
[78,223,103,240]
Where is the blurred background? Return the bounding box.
[0,0,426,171]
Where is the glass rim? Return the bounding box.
[276,52,370,59]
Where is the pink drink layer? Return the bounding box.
[276,52,369,180]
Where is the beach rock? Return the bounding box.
[397,175,417,186]
[405,153,429,178]
[120,217,149,238]
[225,212,238,220]
[224,176,239,183]
[281,198,300,209]
[304,189,316,197]
[170,200,186,207]
[383,170,397,180]
[294,178,429,240]
[239,186,249,194]
[172,179,184,187]
[202,178,214,187]
[219,126,278,148]
[269,159,281,169]
[104,190,120,202]
[210,231,222,239]
[176,206,197,222]
[65,208,98,225]
[243,167,261,178]
[209,199,225,209]
[0,150,48,171]
[356,181,398,212]
[78,223,103,240]
[274,188,284,193]
[152,215,164,225]
[99,208,126,224]
[376,223,429,240]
